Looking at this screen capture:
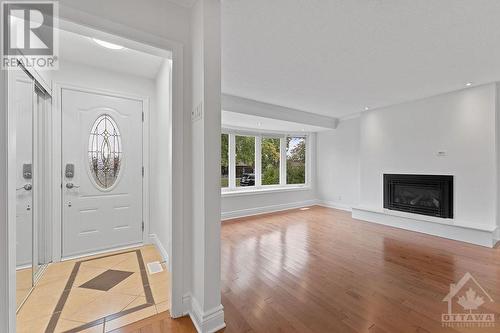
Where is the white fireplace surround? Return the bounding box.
[316,83,500,248]
[351,206,498,247]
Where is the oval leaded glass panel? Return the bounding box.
[88,114,122,189]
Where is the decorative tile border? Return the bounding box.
[44,249,154,333]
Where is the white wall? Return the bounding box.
[53,61,156,98]
[359,84,497,229]
[0,63,13,332]
[317,118,360,210]
[151,60,172,266]
[190,0,225,331]
[222,190,317,219]
[496,84,500,236]
[316,84,499,246]
[191,0,205,314]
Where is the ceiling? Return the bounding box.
[222,111,329,133]
[222,0,500,118]
[167,0,196,8]
[59,29,164,79]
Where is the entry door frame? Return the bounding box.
[3,11,186,332]
[52,83,151,261]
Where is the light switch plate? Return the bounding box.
[191,102,203,122]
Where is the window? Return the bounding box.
[235,135,255,187]
[286,136,306,185]
[261,137,280,185]
[222,131,308,192]
[88,114,122,189]
[221,133,229,187]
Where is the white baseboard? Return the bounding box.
[221,199,319,220]
[494,228,500,246]
[352,207,498,248]
[148,234,169,268]
[60,242,144,262]
[317,200,353,212]
[182,293,192,316]
[183,293,226,333]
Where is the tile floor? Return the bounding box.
[16,268,33,309]
[16,245,170,333]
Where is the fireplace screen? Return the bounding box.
[384,174,453,218]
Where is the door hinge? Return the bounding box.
[142,221,145,232]
[142,166,144,177]
[142,112,144,122]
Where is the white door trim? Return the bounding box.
[52,83,150,261]
[3,67,17,333]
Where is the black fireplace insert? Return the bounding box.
[384,174,453,218]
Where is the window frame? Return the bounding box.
[260,135,281,186]
[221,128,310,195]
[220,133,229,188]
[234,133,256,188]
[285,135,308,186]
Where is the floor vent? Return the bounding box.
[147,261,164,274]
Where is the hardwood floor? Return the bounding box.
[118,206,500,332]
[109,311,196,333]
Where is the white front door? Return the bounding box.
[62,88,143,258]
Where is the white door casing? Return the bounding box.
[15,73,34,268]
[62,88,143,258]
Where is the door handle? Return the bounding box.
[66,182,80,189]
[16,184,32,191]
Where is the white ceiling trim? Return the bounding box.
[222,94,339,130]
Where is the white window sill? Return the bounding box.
[221,185,310,197]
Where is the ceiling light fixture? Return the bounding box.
[465,82,473,87]
[92,38,125,50]
[364,106,369,111]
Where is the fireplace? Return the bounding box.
[384,174,453,218]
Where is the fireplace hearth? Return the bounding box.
[384,174,453,218]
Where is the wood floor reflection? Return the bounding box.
[220,206,500,333]
[117,206,500,332]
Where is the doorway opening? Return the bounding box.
[11,22,174,333]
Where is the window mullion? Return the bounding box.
[280,137,286,185]
[306,134,310,186]
[229,133,236,189]
[255,136,262,187]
